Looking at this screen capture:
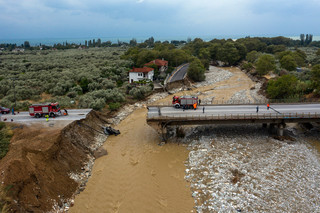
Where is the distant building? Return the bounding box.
[129,67,154,83]
[12,48,25,53]
[144,59,168,72]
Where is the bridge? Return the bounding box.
[147,103,320,141]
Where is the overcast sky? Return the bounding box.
[0,0,319,40]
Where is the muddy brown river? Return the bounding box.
[70,108,194,212]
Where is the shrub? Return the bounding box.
[129,86,152,100]
[78,95,94,108]
[67,91,77,98]
[240,62,254,72]
[267,74,298,99]
[108,102,121,111]
[280,55,297,71]
[90,98,106,110]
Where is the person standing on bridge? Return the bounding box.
[203,106,205,113]
[267,103,270,110]
[256,106,259,113]
[199,99,201,105]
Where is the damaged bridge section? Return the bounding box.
[146,104,320,141]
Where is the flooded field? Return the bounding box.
[70,67,320,212]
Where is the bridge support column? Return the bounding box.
[262,123,267,128]
[277,123,286,136]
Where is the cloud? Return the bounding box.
[0,0,319,39]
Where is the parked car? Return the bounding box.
[0,106,10,114]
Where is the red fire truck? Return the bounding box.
[29,102,61,118]
[172,96,198,109]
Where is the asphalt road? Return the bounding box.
[0,109,92,123]
[168,63,189,83]
[148,104,320,118]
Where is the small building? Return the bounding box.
[144,59,168,72]
[129,67,154,83]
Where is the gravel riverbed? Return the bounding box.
[180,67,320,212]
[183,125,320,212]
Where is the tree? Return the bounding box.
[267,75,298,99]
[300,34,305,45]
[129,38,137,46]
[280,55,297,71]
[246,51,261,63]
[97,38,101,47]
[217,42,240,65]
[187,58,205,82]
[255,55,276,76]
[24,41,30,49]
[311,64,320,95]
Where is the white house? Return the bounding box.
[129,67,154,83]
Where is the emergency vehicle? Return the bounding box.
[29,102,61,118]
[172,96,198,109]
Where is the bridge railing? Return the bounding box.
[147,112,320,121]
[147,98,320,107]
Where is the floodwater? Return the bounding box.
[70,108,194,212]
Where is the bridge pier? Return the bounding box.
[277,123,286,136]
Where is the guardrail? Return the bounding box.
[147,112,320,121]
[147,99,320,107]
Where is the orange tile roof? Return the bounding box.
[145,59,168,67]
[129,67,154,73]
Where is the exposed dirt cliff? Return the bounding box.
[0,110,108,212]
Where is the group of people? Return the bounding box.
[256,103,270,113]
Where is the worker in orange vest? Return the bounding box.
[267,103,270,110]
[193,103,197,110]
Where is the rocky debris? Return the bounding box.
[226,90,248,104]
[194,66,234,88]
[249,82,267,103]
[183,125,320,212]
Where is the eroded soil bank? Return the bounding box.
[0,111,108,212]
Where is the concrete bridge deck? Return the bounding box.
[147,103,320,140]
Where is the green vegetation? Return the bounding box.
[311,64,320,95]
[1,35,320,107]
[0,48,153,110]
[0,122,12,159]
[255,55,276,76]
[187,58,206,82]
[267,75,299,99]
